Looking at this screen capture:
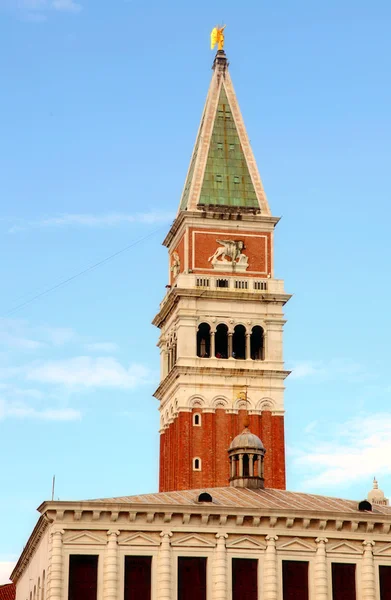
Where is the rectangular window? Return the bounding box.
[282,561,309,600]
[196,278,209,287]
[178,557,207,600]
[380,566,391,600]
[68,555,98,600]
[254,281,267,291]
[216,279,229,288]
[332,563,356,600]
[234,280,248,290]
[124,556,152,600]
[232,558,258,600]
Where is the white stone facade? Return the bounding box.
[13,497,391,600]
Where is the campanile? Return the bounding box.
[153,49,291,492]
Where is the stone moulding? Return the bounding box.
[12,499,391,584]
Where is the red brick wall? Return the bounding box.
[159,409,285,491]
[188,228,272,277]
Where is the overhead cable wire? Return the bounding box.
[3,226,166,317]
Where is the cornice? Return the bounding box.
[153,365,290,401]
[153,288,291,329]
[11,515,48,583]
[35,501,391,539]
[163,211,280,248]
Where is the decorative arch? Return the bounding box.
[251,325,265,360]
[215,323,228,359]
[232,324,246,359]
[188,395,206,409]
[212,395,229,409]
[256,397,275,412]
[197,322,211,358]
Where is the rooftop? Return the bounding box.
[84,486,391,515]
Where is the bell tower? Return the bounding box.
[153,49,291,492]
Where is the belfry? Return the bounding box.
[153,48,291,492]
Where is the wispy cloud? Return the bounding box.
[2,0,83,19]
[289,358,367,382]
[0,561,16,585]
[85,342,119,353]
[0,400,81,421]
[8,212,174,233]
[0,319,76,351]
[25,357,150,389]
[294,412,391,490]
[51,0,81,12]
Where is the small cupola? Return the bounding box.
[367,477,389,506]
[228,420,266,489]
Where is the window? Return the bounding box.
[251,326,264,360]
[198,492,212,502]
[193,457,201,471]
[41,570,45,600]
[217,142,223,151]
[196,278,209,287]
[232,558,258,600]
[233,176,240,184]
[282,561,309,600]
[254,280,267,291]
[68,555,98,600]
[197,323,211,358]
[232,324,246,359]
[332,563,356,600]
[229,144,235,151]
[215,174,223,183]
[124,556,152,600]
[193,413,201,426]
[216,278,229,288]
[379,566,391,600]
[178,558,207,600]
[215,323,228,359]
[234,280,248,290]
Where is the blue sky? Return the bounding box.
[1,0,391,583]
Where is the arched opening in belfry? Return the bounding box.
[242,454,250,477]
[215,323,228,359]
[233,325,246,359]
[251,326,264,360]
[197,323,211,358]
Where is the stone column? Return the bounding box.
[213,534,228,600]
[238,454,243,477]
[210,331,216,358]
[49,529,64,600]
[362,541,376,600]
[104,530,120,600]
[158,532,172,600]
[249,454,254,476]
[246,333,251,359]
[228,332,233,358]
[263,535,278,600]
[314,538,328,600]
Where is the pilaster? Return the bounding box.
[213,533,228,600]
[263,535,278,600]
[48,529,64,600]
[314,537,328,600]
[103,530,120,600]
[158,531,172,600]
[362,541,376,600]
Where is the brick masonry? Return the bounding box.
[159,409,286,492]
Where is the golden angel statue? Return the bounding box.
[211,25,226,51]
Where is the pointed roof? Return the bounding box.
[179,51,270,215]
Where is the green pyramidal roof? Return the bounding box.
[198,87,259,210]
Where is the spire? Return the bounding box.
[178,51,271,215]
